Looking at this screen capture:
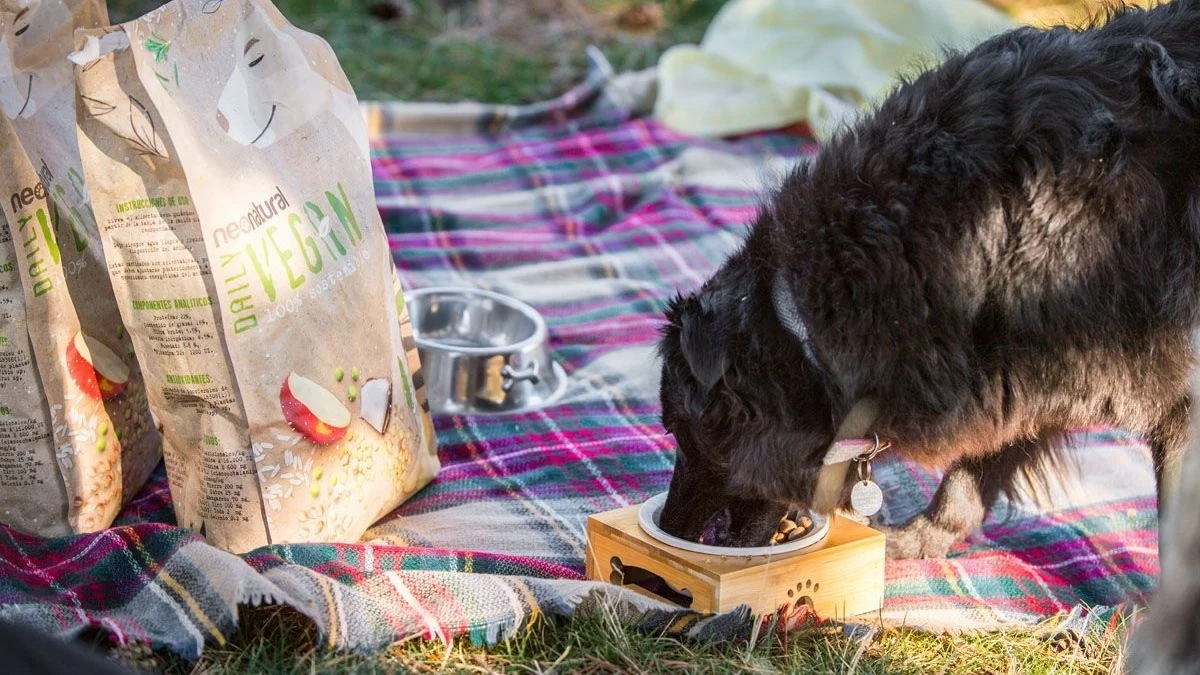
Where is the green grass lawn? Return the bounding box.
[103,1,1136,673]
[108,0,724,104]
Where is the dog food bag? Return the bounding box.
[0,1,161,537]
[71,0,439,553]
[0,182,69,536]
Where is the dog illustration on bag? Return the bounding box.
[214,2,368,159]
[0,0,72,120]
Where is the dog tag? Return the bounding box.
[850,480,883,517]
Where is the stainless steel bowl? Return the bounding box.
[406,287,568,415]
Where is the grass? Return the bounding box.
[131,603,1129,674]
[101,0,1142,673]
[107,0,726,104]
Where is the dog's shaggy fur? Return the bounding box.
[656,0,1200,555]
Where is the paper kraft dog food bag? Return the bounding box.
[71,0,438,553]
[0,183,69,536]
[0,0,160,537]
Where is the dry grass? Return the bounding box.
[133,603,1132,674]
[984,0,1162,26]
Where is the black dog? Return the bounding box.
[656,0,1200,557]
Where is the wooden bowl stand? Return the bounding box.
[586,505,885,619]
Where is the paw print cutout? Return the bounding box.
[779,579,823,629]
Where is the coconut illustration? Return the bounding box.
[358,378,392,435]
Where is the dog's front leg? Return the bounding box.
[1125,442,1200,675]
[879,436,1067,559]
[878,458,987,559]
[1124,383,1199,675]
[1147,396,1190,527]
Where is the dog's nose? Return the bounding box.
[216,109,229,132]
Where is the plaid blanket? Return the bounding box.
[0,50,1157,657]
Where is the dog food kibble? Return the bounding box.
[772,512,816,544]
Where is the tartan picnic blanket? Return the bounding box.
[0,50,1157,657]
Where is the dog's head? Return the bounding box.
[656,244,846,547]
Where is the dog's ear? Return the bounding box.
[680,304,730,393]
[1136,39,1200,121]
[667,291,733,393]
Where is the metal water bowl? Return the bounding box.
[406,287,567,415]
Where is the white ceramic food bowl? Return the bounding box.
[637,492,829,557]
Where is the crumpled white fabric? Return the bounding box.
[654,0,1017,141]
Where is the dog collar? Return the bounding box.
[772,272,888,515]
[811,398,886,515]
[772,271,822,369]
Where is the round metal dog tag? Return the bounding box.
[850,480,883,517]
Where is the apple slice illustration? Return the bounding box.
[66,331,130,401]
[280,371,351,445]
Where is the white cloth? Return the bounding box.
[654,0,1016,141]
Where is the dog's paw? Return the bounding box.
[879,516,960,559]
[1124,593,1200,675]
[1125,637,1200,675]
